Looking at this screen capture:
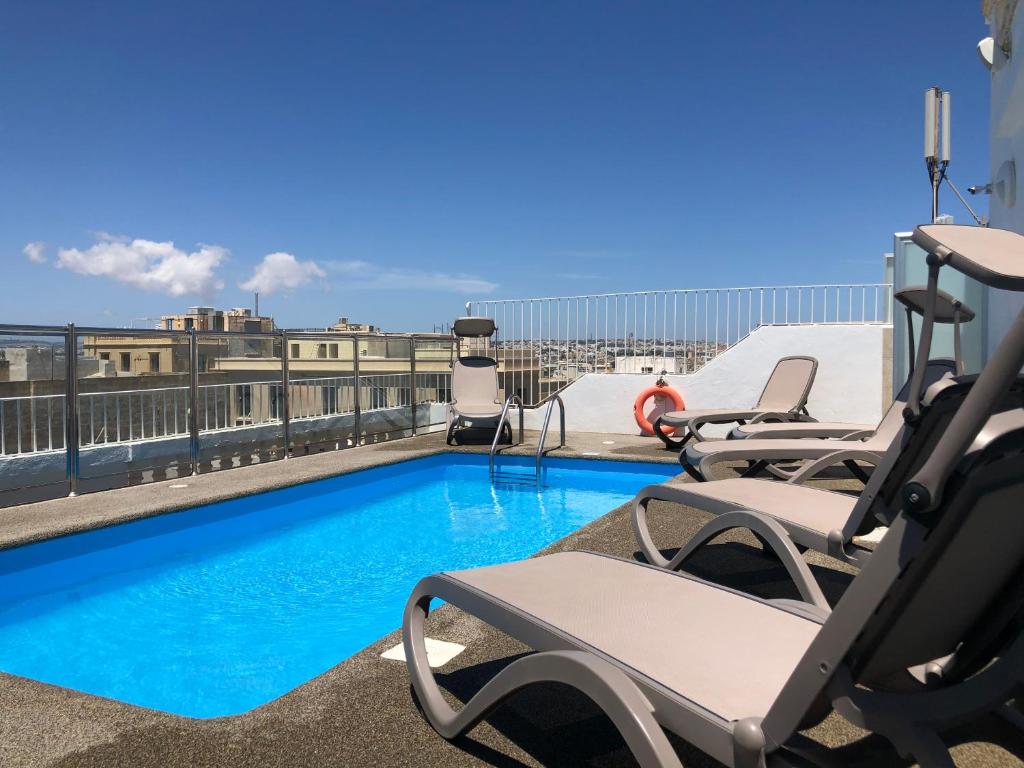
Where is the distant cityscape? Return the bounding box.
[0,305,728,387]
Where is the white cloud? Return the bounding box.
[91,230,131,244]
[240,252,326,295]
[325,260,497,294]
[23,241,47,264]
[56,235,227,299]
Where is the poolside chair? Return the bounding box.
[403,223,1024,768]
[652,356,818,450]
[728,286,974,441]
[633,365,994,573]
[680,358,956,483]
[445,317,508,445]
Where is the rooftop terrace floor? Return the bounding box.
[0,432,1021,767]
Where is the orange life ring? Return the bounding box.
[633,384,685,436]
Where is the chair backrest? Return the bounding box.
[851,412,1024,686]
[764,376,1024,746]
[451,356,499,407]
[838,359,957,539]
[755,356,818,412]
[871,358,956,444]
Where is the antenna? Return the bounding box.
[924,86,951,222]
[254,291,260,317]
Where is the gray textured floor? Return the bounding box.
[0,433,1021,767]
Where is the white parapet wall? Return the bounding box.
[523,324,887,436]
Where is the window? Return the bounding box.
[329,343,339,359]
[198,354,208,373]
[290,343,300,359]
[99,352,110,361]
[120,352,131,372]
[213,315,225,331]
[641,366,654,374]
[164,319,173,330]
[317,344,327,359]
[149,352,160,373]
[184,318,194,331]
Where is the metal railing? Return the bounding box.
[535,394,565,480]
[0,394,66,455]
[467,283,892,405]
[0,324,455,502]
[488,394,524,480]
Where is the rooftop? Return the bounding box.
[0,433,1019,767]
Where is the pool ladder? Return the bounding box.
[488,395,565,485]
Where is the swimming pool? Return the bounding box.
[0,454,676,718]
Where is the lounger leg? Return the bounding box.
[732,718,768,768]
[739,460,770,479]
[659,512,829,611]
[842,460,871,484]
[445,421,458,446]
[634,494,829,609]
[654,418,689,451]
[889,730,955,768]
[402,589,685,768]
[632,496,672,568]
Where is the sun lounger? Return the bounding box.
[653,356,819,450]
[402,223,1024,768]
[729,286,973,441]
[446,317,508,445]
[682,359,954,482]
[633,369,1004,571]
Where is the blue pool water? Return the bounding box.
[0,454,675,718]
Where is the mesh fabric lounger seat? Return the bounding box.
[729,421,876,440]
[682,359,955,483]
[652,356,818,450]
[404,225,1024,767]
[729,287,973,441]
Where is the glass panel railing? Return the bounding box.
[196,332,284,473]
[0,328,69,504]
[413,336,455,433]
[76,329,192,491]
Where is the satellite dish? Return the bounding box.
[978,37,995,70]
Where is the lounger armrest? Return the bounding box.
[784,449,883,485]
[686,410,761,442]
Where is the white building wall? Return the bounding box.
[523,324,886,435]
[986,0,1024,356]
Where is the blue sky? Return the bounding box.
[1,1,992,331]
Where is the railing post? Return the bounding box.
[351,334,361,446]
[409,335,417,436]
[188,328,199,475]
[64,323,79,496]
[280,331,290,459]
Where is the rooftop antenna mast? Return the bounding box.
[924,86,951,223]
[254,291,259,317]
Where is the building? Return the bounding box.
[160,307,274,334]
[82,306,276,376]
[328,317,378,333]
[0,346,114,381]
